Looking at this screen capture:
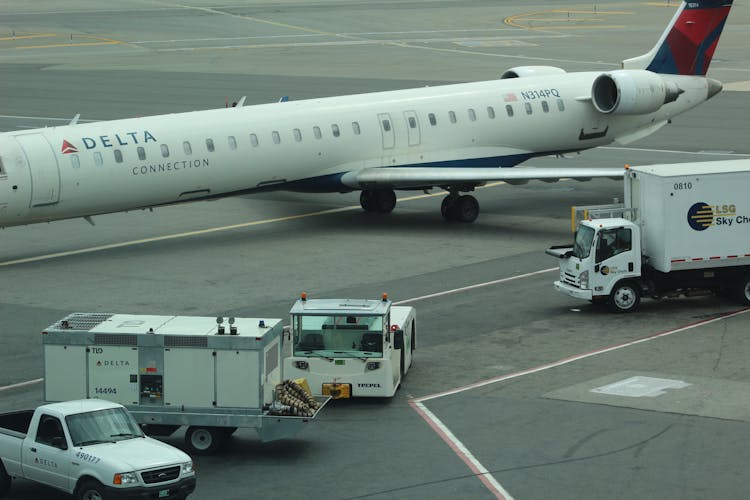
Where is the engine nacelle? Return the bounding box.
[591,69,682,115]
[501,66,566,79]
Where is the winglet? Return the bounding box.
[622,0,733,75]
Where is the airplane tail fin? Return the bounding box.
[622,0,733,76]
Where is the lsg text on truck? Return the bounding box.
[546,160,750,312]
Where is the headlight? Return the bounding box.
[181,461,194,475]
[366,361,380,371]
[579,270,589,289]
[113,471,138,485]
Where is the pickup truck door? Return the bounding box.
[22,414,72,492]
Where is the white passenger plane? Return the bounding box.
[0,0,734,227]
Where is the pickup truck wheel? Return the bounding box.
[185,426,224,455]
[736,275,750,305]
[608,281,641,313]
[77,479,105,500]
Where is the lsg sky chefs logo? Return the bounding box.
[687,202,750,231]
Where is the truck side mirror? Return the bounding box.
[393,331,404,350]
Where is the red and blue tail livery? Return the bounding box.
[625,0,733,76]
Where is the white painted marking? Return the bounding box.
[591,376,691,397]
[409,308,750,498]
[0,114,99,122]
[600,146,749,157]
[0,378,44,392]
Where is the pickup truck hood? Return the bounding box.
[81,437,189,471]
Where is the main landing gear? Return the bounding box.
[358,189,479,223]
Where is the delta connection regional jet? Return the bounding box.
[0,0,733,227]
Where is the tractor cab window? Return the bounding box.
[293,314,384,358]
[596,227,632,262]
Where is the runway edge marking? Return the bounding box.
[408,307,750,500]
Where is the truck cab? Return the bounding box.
[284,295,416,398]
[548,217,643,312]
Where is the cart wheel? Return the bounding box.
[0,460,11,497]
[736,274,750,305]
[185,426,224,455]
[608,280,641,313]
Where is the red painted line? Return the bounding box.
[728,255,738,259]
[671,259,686,263]
[709,256,721,260]
[692,258,704,261]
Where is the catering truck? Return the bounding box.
[0,399,195,500]
[42,313,326,455]
[284,294,415,398]
[546,160,750,312]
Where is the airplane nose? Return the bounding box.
[707,78,723,99]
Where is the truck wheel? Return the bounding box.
[185,426,224,455]
[736,275,750,305]
[0,460,11,497]
[77,479,105,500]
[608,281,641,313]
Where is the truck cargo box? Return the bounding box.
[627,161,750,273]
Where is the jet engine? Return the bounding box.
[500,66,567,79]
[591,69,682,115]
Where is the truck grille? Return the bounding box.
[562,272,580,288]
[141,466,180,484]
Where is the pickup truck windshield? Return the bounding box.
[573,225,595,259]
[293,314,384,358]
[66,407,144,446]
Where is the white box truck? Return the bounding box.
[43,313,326,455]
[546,160,750,312]
[284,294,415,398]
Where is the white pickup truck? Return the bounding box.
[0,399,196,499]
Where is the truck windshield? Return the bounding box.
[66,407,144,446]
[293,314,384,358]
[573,225,595,259]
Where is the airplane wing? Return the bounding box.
[341,167,625,190]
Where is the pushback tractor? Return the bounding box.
[42,313,327,455]
[284,294,416,398]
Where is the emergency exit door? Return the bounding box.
[14,133,61,206]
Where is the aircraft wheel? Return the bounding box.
[455,195,479,223]
[374,189,397,213]
[360,190,376,212]
[441,195,459,221]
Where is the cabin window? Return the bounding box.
[228,136,237,150]
[137,146,146,160]
[505,105,514,117]
[160,144,170,158]
[487,106,495,119]
[331,124,340,137]
[468,108,476,122]
[448,111,457,124]
[183,141,192,155]
[113,149,123,163]
[541,101,549,113]
[313,126,322,139]
[93,152,103,166]
[408,116,417,128]
[293,128,302,142]
[381,120,391,132]
[557,98,565,111]
[352,122,361,135]
[250,133,259,147]
[206,139,215,152]
[70,155,80,169]
[428,113,437,126]
[272,131,281,144]
[524,102,532,115]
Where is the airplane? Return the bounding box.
[0,0,733,228]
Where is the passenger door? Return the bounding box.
[23,414,72,491]
[590,227,639,295]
